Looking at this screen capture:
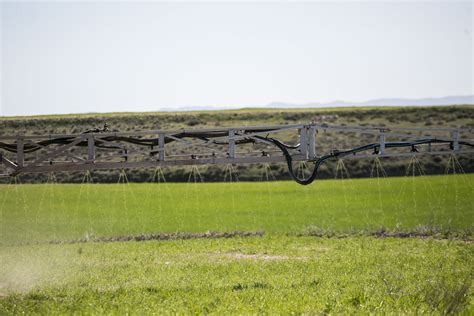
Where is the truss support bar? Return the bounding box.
[299,127,308,159]
[30,136,85,167]
[158,133,165,161]
[87,135,95,163]
[379,132,386,155]
[15,148,474,175]
[228,129,235,159]
[16,137,24,168]
[452,131,460,152]
[308,127,315,159]
[0,154,18,170]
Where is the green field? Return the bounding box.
[0,173,473,313]
[1,174,473,244]
[1,236,472,314]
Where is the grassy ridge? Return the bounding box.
[2,105,471,120]
[1,174,472,245]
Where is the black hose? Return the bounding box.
[255,136,473,185]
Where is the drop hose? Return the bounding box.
[256,136,473,185]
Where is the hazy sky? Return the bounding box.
[1,1,472,116]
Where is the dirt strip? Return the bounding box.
[3,229,472,247]
[47,231,265,245]
[298,230,473,242]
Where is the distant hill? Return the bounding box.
[2,95,473,117]
[265,95,474,109]
[154,95,474,112]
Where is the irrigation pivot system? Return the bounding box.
[1,123,473,184]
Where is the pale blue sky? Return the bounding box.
[1,1,472,116]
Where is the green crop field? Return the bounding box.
[0,173,473,245]
[1,172,473,313]
[1,236,472,314]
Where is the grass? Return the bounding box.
[1,236,472,314]
[0,174,473,313]
[1,174,473,245]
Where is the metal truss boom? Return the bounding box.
[1,123,473,184]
